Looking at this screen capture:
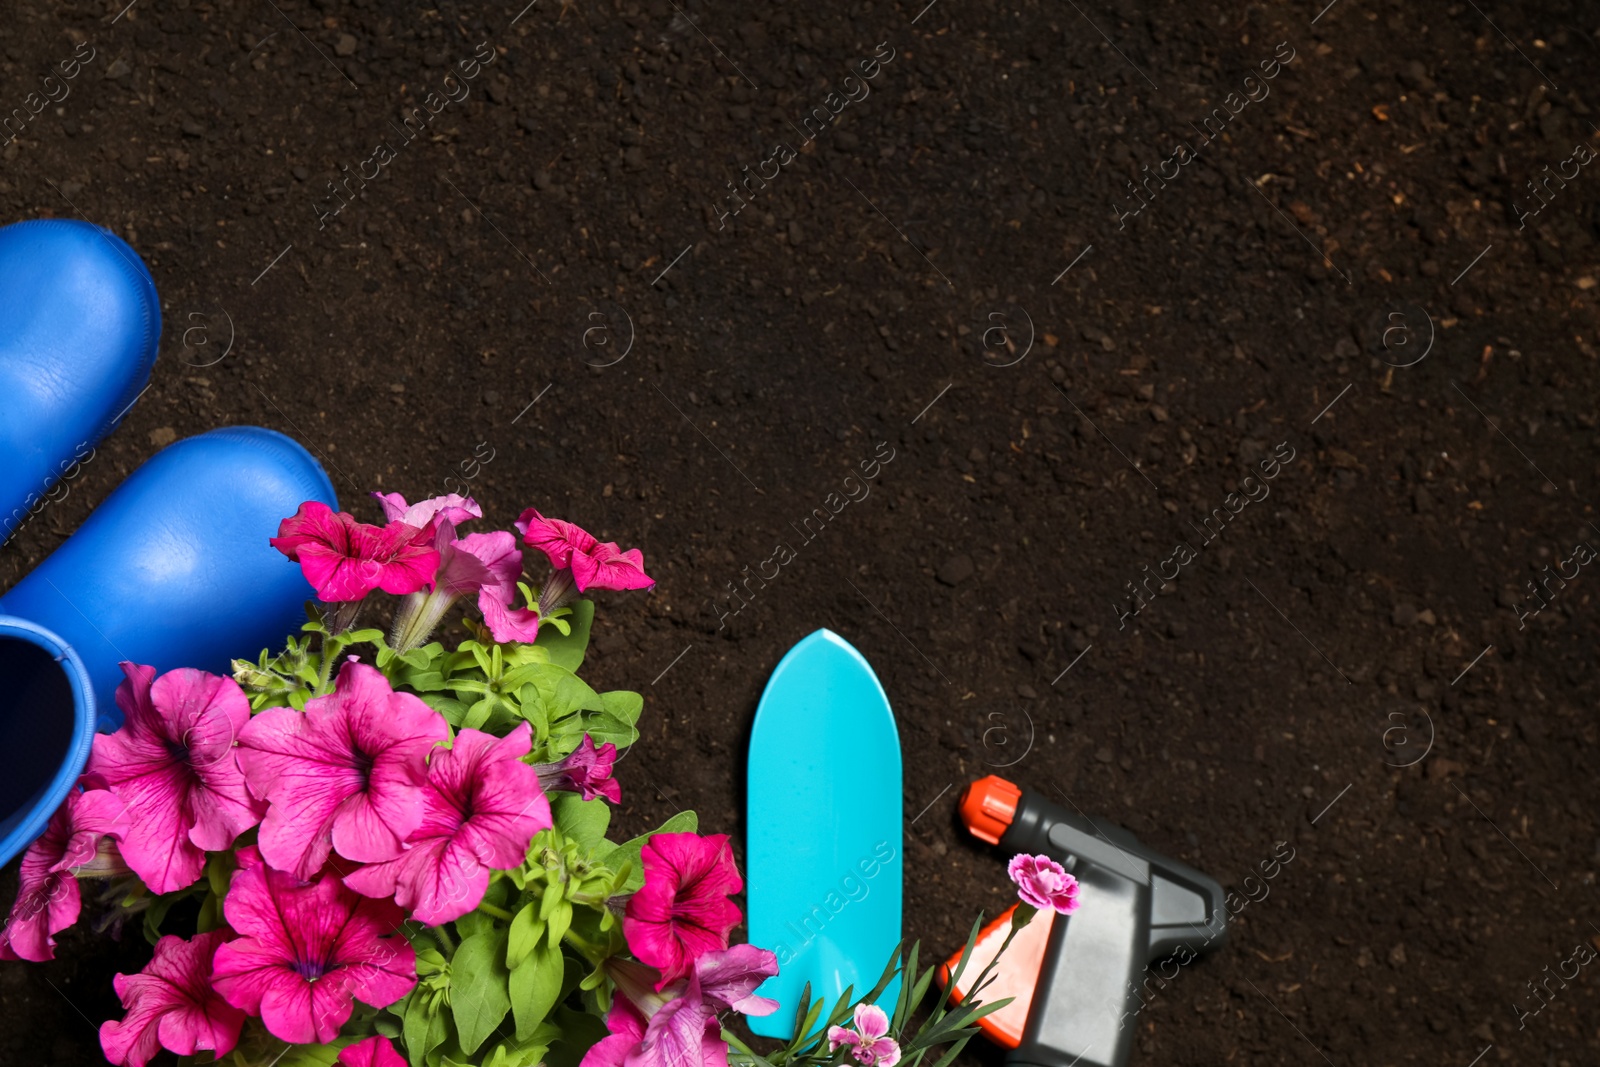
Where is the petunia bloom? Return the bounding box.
[211,859,416,1045]
[533,734,621,804]
[370,491,481,536]
[99,930,246,1067]
[581,946,779,1067]
[388,523,540,652]
[828,1004,902,1067]
[236,659,449,881]
[271,501,439,602]
[338,1034,408,1067]
[344,723,552,924]
[623,832,744,987]
[0,787,128,961]
[84,663,264,895]
[517,508,655,600]
[1007,853,1080,915]
[571,540,655,594]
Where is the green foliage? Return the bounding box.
[233,602,641,766]
[725,915,1021,1067]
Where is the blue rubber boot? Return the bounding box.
[0,427,338,866]
[0,218,160,543]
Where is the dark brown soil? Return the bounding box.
[4,0,1600,1064]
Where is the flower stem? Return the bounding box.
[429,925,456,955]
[476,902,514,921]
[391,590,454,653]
[314,635,342,696]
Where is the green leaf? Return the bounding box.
[572,710,638,751]
[479,1020,562,1067]
[455,910,497,942]
[462,695,496,731]
[404,991,451,1067]
[551,793,611,850]
[547,899,573,949]
[421,695,470,725]
[507,903,546,971]
[598,689,643,724]
[893,943,919,1030]
[452,929,514,1056]
[533,599,594,671]
[509,941,566,1039]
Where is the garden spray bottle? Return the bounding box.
[938,775,1229,1067]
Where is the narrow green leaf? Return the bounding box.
[893,943,920,1029]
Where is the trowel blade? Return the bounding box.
[746,629,903,1039]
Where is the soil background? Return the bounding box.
[3,0,1600,1063]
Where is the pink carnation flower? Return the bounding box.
[828,1004,902,1067]
[236,659,449,881]
[344,723,552,924]
[211,859,416,1045]
[83,664,265,895]
[517,508,655,594]
[581,946,779,1067]
[99,930,246,1067]
[271,501,439,602]
[533,734,622,804]
[1007,853,1081,915]
[370,491,482,536]
[338,1035,408,1067]
[623,832,744,987]
[0,787,127,961]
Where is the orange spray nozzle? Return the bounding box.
[958,775,1021,845]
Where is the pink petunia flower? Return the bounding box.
[99,929,246,1067]
[623,833,744,987]
[533,735,622,804]
[211,858,416,1045]
[828,1004,902,1067]
[516,508,596,570]
[271,501,439,602]
[338,1034,408,1067]
[343,723,552,924]
[83,664,265,895]
[571,540,655,593]
[370,491,482,536]
[0,788,128,961]
[1007,853,1081,915]
[581,946,779,1067]
[389,523,540,651]
[236,659,449,881]
[516,508,655,596]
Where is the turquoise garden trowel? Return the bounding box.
[747,629,903,1039]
